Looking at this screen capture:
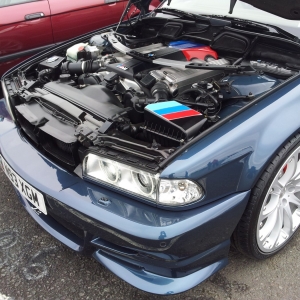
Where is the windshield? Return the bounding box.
[161,0,300,37]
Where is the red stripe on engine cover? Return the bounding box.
[163,110,201,120]
[182,47,218,61]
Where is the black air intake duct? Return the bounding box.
[61,60,100,75]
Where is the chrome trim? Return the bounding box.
[1,79,15,122]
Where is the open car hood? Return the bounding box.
[136,0,300,20]
[131,0,153,13]
[230,0,300,20]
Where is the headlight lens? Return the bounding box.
[132,172,156,196]
[83,153,204,206]
[99,160,120,183]
[84,154,158,201]
[158,179,203,206]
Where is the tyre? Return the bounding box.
[233,134,300,259]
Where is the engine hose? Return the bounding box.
[61,60,100,75]
[181,88,219,108]
[181,88,205,97]
[180,87,219,114]
[38,69,53,83]
[206,92,220,108]
[151,82,170,102]
[176,99,209,109]
[190,88,219,108]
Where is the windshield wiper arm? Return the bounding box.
[235,19,296,40]
[231,18,270,32]
[267,23,300,43]
[242,19,299,43]
[222,16,299,43]
[206,14,299,43]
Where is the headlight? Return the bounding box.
[158,179,203,206]
[83,154,158,201]
[1,79,15,121]
[83,153,204,206]
[99,160,120,183]
[132,171,156,196]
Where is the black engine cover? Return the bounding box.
[44,82,124,121]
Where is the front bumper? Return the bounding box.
[0,98,250,294]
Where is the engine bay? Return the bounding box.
[4,14,300,171]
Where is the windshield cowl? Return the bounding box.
[154,0,300,38]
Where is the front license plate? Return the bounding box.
[0,155,47,215]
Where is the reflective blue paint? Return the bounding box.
[94,250,227,295]
[0,99,15,135]
[0,99,249,292]
[0,125,249,239]
[0,99,13,123]
[221,73,281,98]
[161,77,300,193]
[15,190,83,251]
[1,74,300,293]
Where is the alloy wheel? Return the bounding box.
[257,146,300,252]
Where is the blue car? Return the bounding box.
[1,0,300,295]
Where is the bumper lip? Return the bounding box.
[94,250,227,295]
[15,182,231,295]
[15,181,231,295]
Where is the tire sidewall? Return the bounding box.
[243,137,300,259]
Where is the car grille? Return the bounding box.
[16,110,39,145]
[39,131,79,167]
[16,110,79,169]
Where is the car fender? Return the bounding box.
[161,77,300,205]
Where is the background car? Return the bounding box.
[0,0,161,76]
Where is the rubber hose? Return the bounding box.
[38,69,53,83]
[61,60,100,75]
[151,82,170,102]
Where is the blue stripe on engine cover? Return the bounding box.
[146,101,180,111]
[154,105,191,115]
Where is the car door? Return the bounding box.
[48,0,126,43]
[0,0,53,76]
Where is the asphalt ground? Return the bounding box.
[0,168,300,300]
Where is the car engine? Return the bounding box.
[4,18,299,171]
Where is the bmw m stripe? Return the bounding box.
[146,101,201,120]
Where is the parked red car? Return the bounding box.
[0,0,160,76]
